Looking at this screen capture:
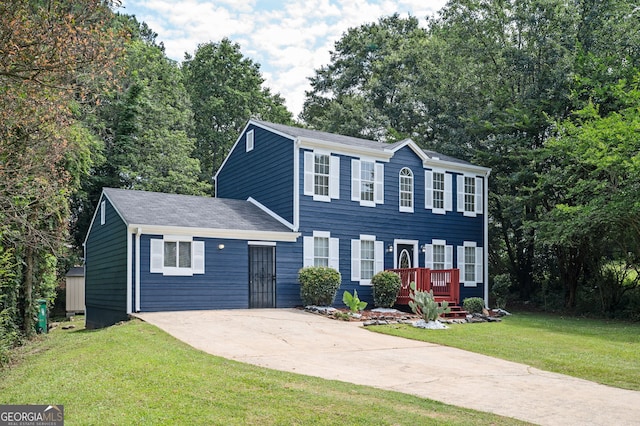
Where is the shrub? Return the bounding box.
[491,274,512,309]
[463,297,485,314]
[298,266,341,306]
[371,271,401,307]
[408,282,450,322]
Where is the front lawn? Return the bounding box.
[0,319,528,425]
[368,312,640,391]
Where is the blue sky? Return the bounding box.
[119,0,448,117]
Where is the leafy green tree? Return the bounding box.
[182,38,293,190]
[73,16,210,247]
[0,0,122,335]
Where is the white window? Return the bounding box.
[100,201,106,225]
[351,235,384,285]
[351,159,384,207]
[457,241,483,287]
[425,169,452,214]
[150,236,205,276]
[424,240,453,270]
[303,231,339,269]
[399,168,413,212]
[457,174,483,217]
[245,129,254,152]
[304,151,340,201]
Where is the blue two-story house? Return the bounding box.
[84,119,490,328]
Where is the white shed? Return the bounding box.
[65,266,85,315]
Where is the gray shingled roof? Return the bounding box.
[103,188,292,232]
[252,119,475,166]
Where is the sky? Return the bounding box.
[119,0,449,117]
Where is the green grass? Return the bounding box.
[0,319,528,425]
[369,312,640,391]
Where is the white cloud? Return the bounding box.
[120,0,448,116]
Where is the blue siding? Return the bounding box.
[85,197,129,329]
[217,124,294,224]
[298,145,486,305]
[138,236,302,311]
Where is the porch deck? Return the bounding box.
[387,268,460,306]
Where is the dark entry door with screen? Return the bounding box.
[249,245,276,308]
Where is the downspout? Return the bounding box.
[484,170,491,307]
[135,227,142,312]
[293,139,300,232]
[126,232,132,314]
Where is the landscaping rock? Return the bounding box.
[412,319,449,329]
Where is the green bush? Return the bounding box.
[463,297,485,314]
[298,266,341,306]
[343,290,367,312]
[371,271,401,307]
[491,274,512,309]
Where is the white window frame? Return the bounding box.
[425,169,452,215]
[150,236,205,276]
[351,159,384,207]
[424,239,453,270]
[245,129,254,152]
[457,174,483,217]
[100,201,106,225]
[304,150,340,202]
[399,167,414,213]
[457,241,483,287]
[351,235,384,286]
[303,231,339,269]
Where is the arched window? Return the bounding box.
[399,168,413,212]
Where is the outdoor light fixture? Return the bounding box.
[218,244,225,250]
[387,244,394,253]
[421,244,427,253]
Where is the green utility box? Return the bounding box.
[36,299,48,334]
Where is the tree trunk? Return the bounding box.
[23,246,34,336]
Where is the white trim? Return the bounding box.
[150,236,204,277]
[245,129,254,152]
[293,142,300,231]
[484,170,491,306]
[129,224,299,243]
[329,155,340,200]
[298,138,393,160]
[248,241,277,246]
[399,167,413,213]
[423,157,491,175]
[135,230,141,312]
[126,231,132,314]
[393,239,418,268]
[100,201,106,225]
[303,151,314,196]
[459,241,480,287]
[374,163,384,204]
[247,197,297,231]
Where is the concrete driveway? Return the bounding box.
[135,309,640,425]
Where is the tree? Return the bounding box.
[182,38,293,191]
[301,14,434,145]
[72,16,210,248]
[0,0,123,335]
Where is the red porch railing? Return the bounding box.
[388,268,460,306]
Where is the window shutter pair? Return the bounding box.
[456,175,483,215]
[424,171,452,213]
[424,243,453,269]
[351,160,384,204]
[456,245,483,286]
[303,151,339,199]
[350,238,383,282]
[150,238,204,275]
[303,235,339,269]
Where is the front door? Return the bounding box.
[249,245,276,308]
[397,244,414,269]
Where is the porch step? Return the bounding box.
[441,303,468,319]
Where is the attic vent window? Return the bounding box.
[246,129,254,152]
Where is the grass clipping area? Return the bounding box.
[369,312,640,391]
[0,319,528,425]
